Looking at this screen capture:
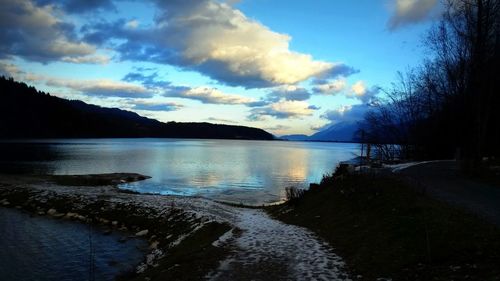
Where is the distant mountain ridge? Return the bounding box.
[0,76,275,140]
[281,121,360,142]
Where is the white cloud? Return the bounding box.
[350,81,367,97]
[125,19,139,29]
[160,0,333,87]
[45,78,153,98]
[167,86,256,105]
[313,79,346,95]
[271,101,316,117]
[249,100,319,120]
[0,0,99,62]
[388,0,440,30]
[88,0,348,88]
[348,81,380,103]
[61,54,110,64]
[0,60,22,77]
[130,100,183,111]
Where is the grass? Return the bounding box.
[267,172,500,280]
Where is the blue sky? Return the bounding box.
[0,0,441,135]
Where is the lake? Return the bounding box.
[0,208,147,281]
[0,139,358,205]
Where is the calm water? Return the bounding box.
[0,139,358,204]
[0,208,147,281]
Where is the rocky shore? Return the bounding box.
[0,173,233,280]
[0,173,351,281]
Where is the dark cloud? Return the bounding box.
[268,87,311,102]
[312,79,346,95]
[388,0,440,30]
[360,86,381,104]
[245,86,312,109]
[122,72,171,89]
[247,100,272,107]
[322,64,360,79]
[0,0,101,63]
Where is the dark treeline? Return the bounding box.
[362,0,500,171]
[0,76,274,140]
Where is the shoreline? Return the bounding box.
[0,172,352,280]
[0,173,233,280]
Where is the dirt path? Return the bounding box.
[208,208,349,281]
[397,160,500,226]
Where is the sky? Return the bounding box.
[0,0,443,136]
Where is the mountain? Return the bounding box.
[309,121,359,142]
[280,121,360,142]
[0,76,275,140]
[279,134,310,141]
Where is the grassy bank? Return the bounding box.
[267,172,500,280]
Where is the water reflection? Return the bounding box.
[0,142,60,174]
[0,139,358,205]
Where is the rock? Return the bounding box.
[47,208,57,216]
[135,229,149,237]
[53,213,65,219]
[1,200,10,206]
[99,218,110,224]
[64,212,78,219]
[150,241,159,249]
[37,211,45,216]
[111,220,118,226]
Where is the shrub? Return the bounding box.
[285,186,305,202]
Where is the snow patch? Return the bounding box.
[385,160,449,172]
[212,228,234,248]
[211,208,351,280]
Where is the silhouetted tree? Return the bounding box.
[0,76,275,140]
[362,0,500,170]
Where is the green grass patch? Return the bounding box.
[267,174,500,280]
